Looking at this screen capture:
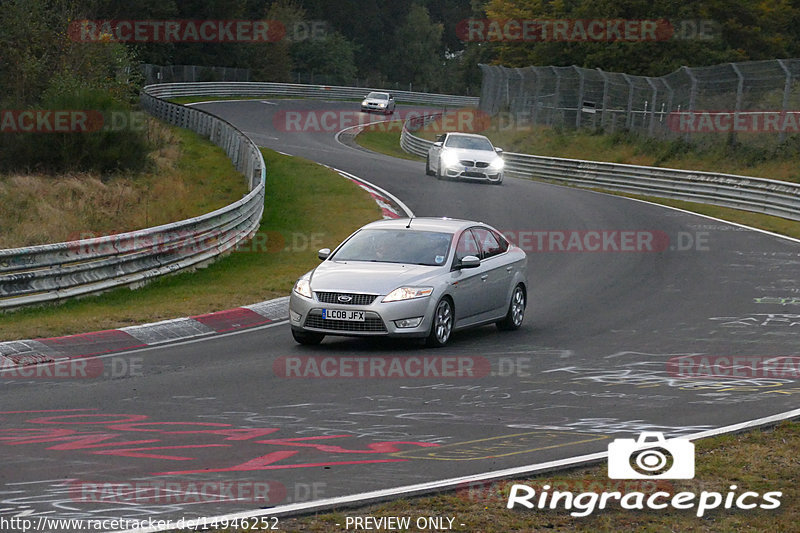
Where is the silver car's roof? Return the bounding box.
[359,217,489,234]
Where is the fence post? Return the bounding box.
[682,66,698,143]
[645,77,658,136]
[778,59,792,143]
[574,66,585,128]
[662,78,675,138]
[530,67,542,125]
[731,63,744,143]
[623,74,634,130]
[551,66,561,127]
[597,68,609,131]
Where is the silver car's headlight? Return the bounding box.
[489,157,504,170]
[441,151,460,168]
[382,286,433,302]
[377,102,386,107]
[293,279,312,299]
[361,100,368,106]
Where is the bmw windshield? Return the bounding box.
[331,229,452,266]
[444,135,494,151]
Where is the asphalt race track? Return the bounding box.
[1,99,799,530]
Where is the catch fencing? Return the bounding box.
[479,59,800,144]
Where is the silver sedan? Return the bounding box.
[289,217,528,347]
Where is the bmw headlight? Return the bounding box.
[361,100,368,106]
[382,286,433,302]
[441,151,460,168]
[489,157,505,170]
[293,278,312,299]
[377,102,386,107]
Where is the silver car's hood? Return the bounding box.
[444,147,499,162]
[310,260,442,294]
[364,98,387,104]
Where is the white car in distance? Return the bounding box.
[360,92,396,114]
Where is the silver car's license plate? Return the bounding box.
[322,309,365,321]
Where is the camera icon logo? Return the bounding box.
[608,432,695,479]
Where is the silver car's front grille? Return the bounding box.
[315,292,378,305]
[475,161,490,168]
[305,314,387,332]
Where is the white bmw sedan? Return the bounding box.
[360,91,396,114]
[289,218,528,347]
[426,132,505,184]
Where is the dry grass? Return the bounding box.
[0,120,246,248]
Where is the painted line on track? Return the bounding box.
[115,406,800,533]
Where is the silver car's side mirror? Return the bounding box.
[318,248,331,260]
[457,255,480,269]
[433,141,443,147]
[495,147,504,155]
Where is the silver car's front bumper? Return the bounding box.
[289,291,436,338]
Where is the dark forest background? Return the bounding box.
[3,0,800,171]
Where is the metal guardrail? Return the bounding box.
[145,82,479,107]
[0,82,476,310]
[400,114,800,221]
[0,87,266,310]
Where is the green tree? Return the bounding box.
[291,31,358,85]
[482,0,800,75]
[390,4,444,91]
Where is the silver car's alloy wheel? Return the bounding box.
[497,284,525,331]
[427,298,453,347]
[510,286,525,326]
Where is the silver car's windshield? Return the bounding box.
[366,92,389,100]
[332,229,452,266]
[445,135,493,151]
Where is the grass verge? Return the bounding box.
[275,421,798,532]
[354,121,423,161]
[0,149,380,340]
[0,124,247,248]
